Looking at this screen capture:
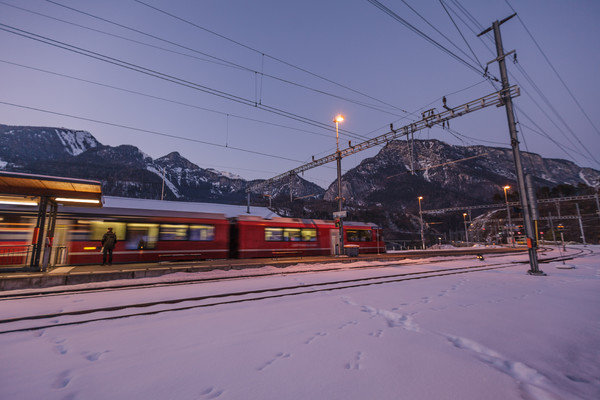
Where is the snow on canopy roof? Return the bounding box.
[102,196,279,219]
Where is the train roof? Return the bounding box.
[101,196,279,219]
[234,214,381,228]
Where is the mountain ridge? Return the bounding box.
[1,123,598,214]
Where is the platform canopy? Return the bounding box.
[0,171,103,206]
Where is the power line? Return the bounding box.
[0,1,243,70]
[133,0,410,115]
[398,0,482,68]
[0,100,311,164]
[449,2,598,167]
[504,0,600,138]
[0,22,370,143]
[367,0,485,76]
[512,62,599,165]
[0,59,336,141]
[41,0,406,117]
[438,0,483,69]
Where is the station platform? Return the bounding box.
[0,247,526,291]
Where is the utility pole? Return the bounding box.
[595,189,600,224]
[575,203,586,245]
[334,115,345,256]
[479,14,544,275]
[161,167,166,201]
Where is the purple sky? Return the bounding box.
[1,0,599,188]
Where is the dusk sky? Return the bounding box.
[1,0,599,189]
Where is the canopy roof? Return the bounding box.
[0,171,102,206]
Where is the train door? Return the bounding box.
[229,220,239,259]
[330,229,339,255]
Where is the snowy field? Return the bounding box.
[1,246,599,400]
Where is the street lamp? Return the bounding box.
[418,196,425,250]
[334,114,345,255]
[463,212,469,245]
[503,185,514,247]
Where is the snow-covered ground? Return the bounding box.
[1,246,599,400]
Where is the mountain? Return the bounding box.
[1,124,598,243]
[324,139,600,210]
[0,124,322,203]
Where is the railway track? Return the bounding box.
[0,246,591,335]
[0,249,533,300]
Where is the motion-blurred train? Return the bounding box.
[0,196,384,266]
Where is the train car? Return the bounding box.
[233,216,330,258]
[57,196,273,265]
[233,215,384,258]
[64,210,231,265]
[0,196,384,267]
[343,220,385,254]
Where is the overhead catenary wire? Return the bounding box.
[132,0,410,115]
[446,0,599,168]
[41,0,406,118]
[0,1,245,70]
[438,0,483,69]
[0,100,315,165]
[398,0,483,68]
[0,59,337,141]
[367,0,485,76]
[0,22,371,143]
[504,0,600,139]
[512,61,599,165]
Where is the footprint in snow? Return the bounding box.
[345,351,364,370]
[361,306,420,332]
[305,332,327,344]
[338,321,358,329]
[257,352,291,371]
[84,350,110,361]
[199,386,225,399]
[444,334,565,399]
[52,370,72,389]
[369,329,384,338]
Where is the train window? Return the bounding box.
[283,228,302,241]
[87,221,126,242]
[159,224,189,241]
[189,225,215,241]
[346,229,372,242]
[265,227,317,242]
[126,223,158,249]
[301,228,317,242]
[265,227,283,241]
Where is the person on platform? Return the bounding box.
[101,227,117,265]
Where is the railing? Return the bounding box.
[0,244,33,267]
[0,244,68,269]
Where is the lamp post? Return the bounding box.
[334,114,345,255]
[503,185,514,247]
[418,196,425,250]
[463,213,469,245]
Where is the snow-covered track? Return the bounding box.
[0,252,521,300]
[1,247,589,335]
[0,262,526,335]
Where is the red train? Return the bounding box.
[0,197,384,266]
